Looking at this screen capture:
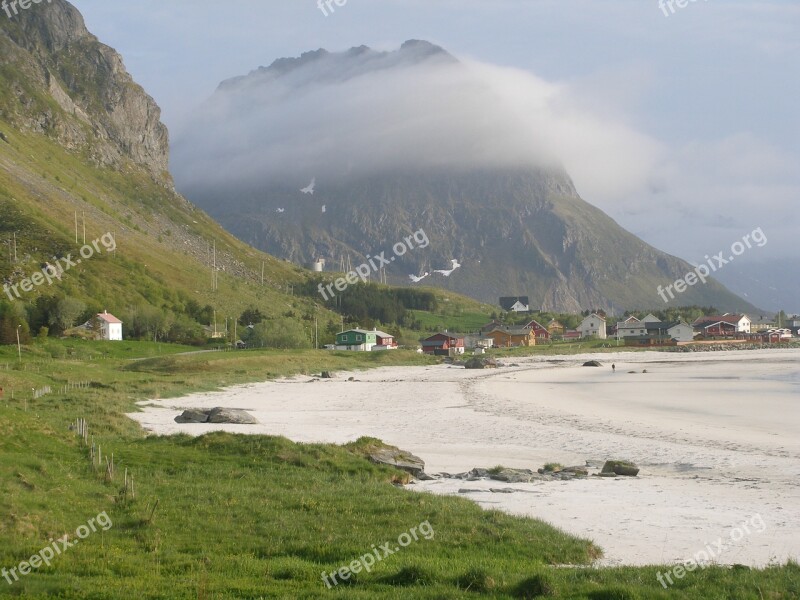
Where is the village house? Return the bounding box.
[578,313,607,339]
[622,321,694,346]
[485,326,536,348]
[335,329,376,351]
[499,296,530,313]
[421,332,465,355]
[750,315,777,332]
[523,318,551,341]
[84,311,123,341]
[372,329,398,350]
[546,319,565,336]
[692,314,751,336]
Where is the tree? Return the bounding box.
[250,319,311,349]
[49,297,86,334]
[0,301,31,345]
[239,307,265,327]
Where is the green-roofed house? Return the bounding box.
[335,329,377,351]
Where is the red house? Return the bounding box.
[421,332,465,355]
[696,320,738,338]
[524,319,551,340]
[373,329,398,350]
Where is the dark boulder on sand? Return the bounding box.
[583,360,603,367]
[601,460,640,477]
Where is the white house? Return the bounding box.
[667,322,695,343]
[508,300,529,312]
[616,318,648,340]
[96,311,123,341]
[578,313,607,339]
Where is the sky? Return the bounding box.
[69,0,800,312]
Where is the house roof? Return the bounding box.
[580,313,606,324]
[499,296,530,311]
[697,320,737,330]
[372,330,393,338]
[525,319,547,330]
[338,329,373,335]
[487,326,533,336]
[424,332,463,341]
[693,314,747,326]
[97,312,122,324]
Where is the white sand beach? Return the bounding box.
[129,348,800,567]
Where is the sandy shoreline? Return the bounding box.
[128,348,800,567]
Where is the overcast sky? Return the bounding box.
[69,0,799,309]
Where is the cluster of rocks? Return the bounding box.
[659,343,799,353]
[175,407,258,424]
[426,460,639,485]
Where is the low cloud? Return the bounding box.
[171,43,662,199]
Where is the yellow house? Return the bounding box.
[486,326,536,348]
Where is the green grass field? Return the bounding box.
[1,339,797,598]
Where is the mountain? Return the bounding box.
[172,41,757,314]
[0,1,325,339]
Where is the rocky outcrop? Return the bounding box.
[174,407,258,425]
[464,357,497,369]
[601,460,640,477]
[368,447,425,477]
[0,2,171,184]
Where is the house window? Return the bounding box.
[356,335,363,342]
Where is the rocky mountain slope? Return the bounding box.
[0,1,323,331]
[173,42,756,313]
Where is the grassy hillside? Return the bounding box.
[0,120,328,330]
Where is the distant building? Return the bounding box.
[499,296,530,313]
[546,319,565,336]
[95,311,123,341]
[421,332,465,355]
[372,329,398,350]
[523,319,550,340]
[616,319,694,343]
[335,329,376,351]
[485,326,536,348]
[692,314,751,335]
[578,313,607,339]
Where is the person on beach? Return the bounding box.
[612,364,616,373]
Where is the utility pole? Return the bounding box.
[74,212,78,243]
[82,211,86,244]
[16,325,22,362]
[12,232,17,262]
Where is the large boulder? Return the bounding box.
[206,407,259,424]
[369,448,426,477]
[488,467,540,483]
[174,409,210,423]
[601,460,640,477]
[583,360,603,367]
[465,357,498,369]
